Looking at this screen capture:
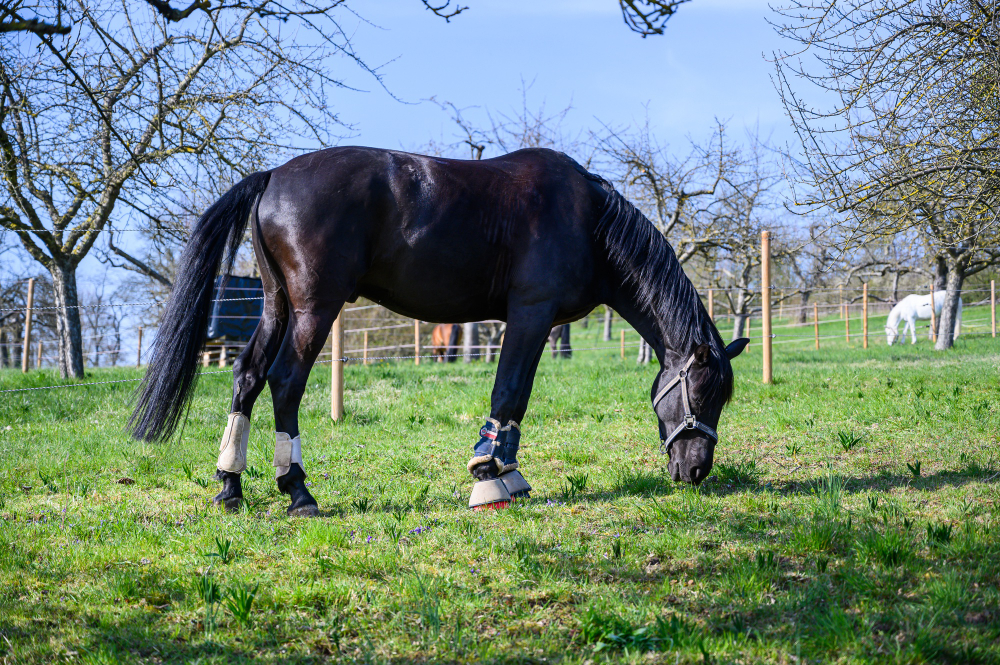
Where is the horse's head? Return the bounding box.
[652,338,748,484]
[885,325,898,346]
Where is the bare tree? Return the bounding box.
[773,0,1000,349]
[0,1,70,36]
[595,118,734,265]
[710,137,793,339]
[80,274,124,367]
[0,0,372,377]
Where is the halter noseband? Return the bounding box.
[652,353,719,455]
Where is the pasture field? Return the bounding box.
[2,312,1000,664]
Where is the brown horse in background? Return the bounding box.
[432,323,462,362]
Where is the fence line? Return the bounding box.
[6,243,998,403]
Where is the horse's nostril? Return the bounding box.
[690,466,704,484]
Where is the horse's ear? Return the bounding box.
[694,344,712,366]
[725,338,750,359]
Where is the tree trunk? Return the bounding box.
[934,256,947,292]
[463,322,479,363]
[636,337,650,364]
[0,328,8,368]
[49,260,85,378]
[731,291,748,340]
[732,313,747,340]
[603,307,613,342]
[9,325,22,369]
[796,290,812,325]
[935,261,964,351]
[891,271,900,304]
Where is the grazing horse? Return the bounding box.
[128,147,749,516]
[885,291,962,345]
[431,323,463,362]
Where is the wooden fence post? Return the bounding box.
[218,345,227,368]
[992,279,996,338]
[331,305,345,421]
[929,282,937,343]
[136,327,143,368]
[620,329,625,360]
[21,278,34,373]
[839,285,844,319]
[707,288,714,321]
[862,283,869,349]
[414,320,421,365]
[761,231,773,384]
[814,302,820,350]
[363,330,369,365]
[35,341,42,368]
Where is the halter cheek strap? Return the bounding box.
[652,354,719,455]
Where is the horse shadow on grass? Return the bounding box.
[560,467,678,505]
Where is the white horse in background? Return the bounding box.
[885,291,963,345]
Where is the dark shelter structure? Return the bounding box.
[206,275,262,342]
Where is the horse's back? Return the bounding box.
[255,146,606,321]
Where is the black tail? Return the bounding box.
[128,171,272,442]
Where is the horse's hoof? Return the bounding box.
[472,500,510,511]
[287,503,320,517]
[213,496,242,513]
[470,460,499,481]
[500,470,531,500]
[469,478,511,510]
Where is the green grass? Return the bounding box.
[2,315,1000,663]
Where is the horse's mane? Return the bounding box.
[583,169,733,403]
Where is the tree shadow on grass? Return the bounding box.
[4,601,328,664]
[772,469,999,497]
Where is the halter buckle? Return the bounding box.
[684,414,696,428]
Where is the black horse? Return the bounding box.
[129,147,748,515]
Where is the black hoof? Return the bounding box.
[212,470,243,513]
[287,503,320,517]
[214,496,243,513]
[277,463,319,517]
[509,489,531,500]
[470,461,499,481]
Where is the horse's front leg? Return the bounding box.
[468,305,553,508]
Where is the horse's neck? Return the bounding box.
[609,292,671,362]
[886,307,901,327]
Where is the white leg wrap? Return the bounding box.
[274,432,304,479]
[216,413,250,473]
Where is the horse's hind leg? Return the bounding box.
[268,305,340,516]
[214,293,288,511]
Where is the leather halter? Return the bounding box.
[652,353,719,455]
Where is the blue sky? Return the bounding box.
[325,0,790,155]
